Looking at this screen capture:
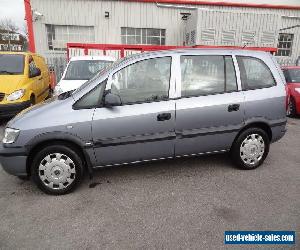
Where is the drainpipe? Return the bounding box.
[24,0,36,52]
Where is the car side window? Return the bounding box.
[237,56,276,90]
[180,55,237,97]
[73,80,106,109]
[225,56,237,92]
[110,57,171,104]
[29,56,37,76]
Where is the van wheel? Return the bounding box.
[31,145,84,195]
[231,128,270,170]
[30,95,35,106]
[287,97,296,117]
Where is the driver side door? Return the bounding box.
[91,56,176,166]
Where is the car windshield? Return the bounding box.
[63,60,113,80]
[284,69,300,83]
[0,54,25,75]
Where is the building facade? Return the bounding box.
[27,0,300,72]
[0,29,27,52]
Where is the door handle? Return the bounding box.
[228,104,240,112]
[157,113,171,121]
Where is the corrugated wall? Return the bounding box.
[31,0,300,67]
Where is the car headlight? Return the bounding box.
[295,88,300,94]
[2,128,20,144]
[6,89,25,101]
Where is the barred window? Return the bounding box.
[121,27,166,45]
[275,33,294,57]
[46,24,95,51]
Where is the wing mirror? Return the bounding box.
[104,93,121,107]
[30,67,41,78]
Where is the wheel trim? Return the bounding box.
[240,134,265,166]
[38,153,76,190]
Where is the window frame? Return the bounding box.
[121,27,166,45]
[236,56,277,91]
[178,54,239,99]
[275,33,294,57]
[105,55,173,106]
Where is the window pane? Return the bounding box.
[127,28,135,35]
[237,56,275,90]
[75,82,105,109]
[181,55,225,97]
[225,56,237,91]
[111,57,171,104]
[121,27,126,35]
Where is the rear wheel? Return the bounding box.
[231,128,270,170]
[31,145,84,195]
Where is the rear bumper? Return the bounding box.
[0,101,31,118]
[0,143,28,176]
[271,123,287,143]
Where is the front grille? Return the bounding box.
[0,92,5,102]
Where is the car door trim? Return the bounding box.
[93,131,176,148]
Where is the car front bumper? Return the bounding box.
[0,101,31,118]
[0,143,28,177]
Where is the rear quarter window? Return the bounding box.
[237,56,276,90]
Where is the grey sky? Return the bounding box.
[0,0,25,33]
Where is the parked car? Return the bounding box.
[0,52,51,118]
[282,66,300,116]
[54,56,115,95]
[0,49,287,195]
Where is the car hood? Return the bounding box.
[288,82,300,88]
[7,96,73,129]
[57,79,87,93]
[0,75,25,94]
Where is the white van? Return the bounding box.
[55,56,115,95]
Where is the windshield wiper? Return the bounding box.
[0,70,15,75]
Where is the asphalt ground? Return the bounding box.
[0,117,299,249]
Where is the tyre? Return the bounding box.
[30,95,35,106]
[231,128,270,170]
[287,97,296,117]
[31,145,84,195]
[17,176,29,181]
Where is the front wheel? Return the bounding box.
[287,97,296,117]
[31,145,84,195]
[231,128,270,170]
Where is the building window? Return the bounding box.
[46,24,95,51]
[121,27,166,45]
[275,33,294,57]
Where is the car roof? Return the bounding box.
[69,55,116,62]
[113,48,270,69]
[0,51,42,57]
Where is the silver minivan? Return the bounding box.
[0,49,287,195]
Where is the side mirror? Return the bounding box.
[104,93,121,107]
[30,67,41,78]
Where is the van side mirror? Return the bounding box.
[30,67,41,78]
[104,93,121,107]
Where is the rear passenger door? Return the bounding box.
[175,54,245,156]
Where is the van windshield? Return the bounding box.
[63,60,113,80]
[0,54,25,75]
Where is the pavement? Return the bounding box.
[0,117,299,250]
